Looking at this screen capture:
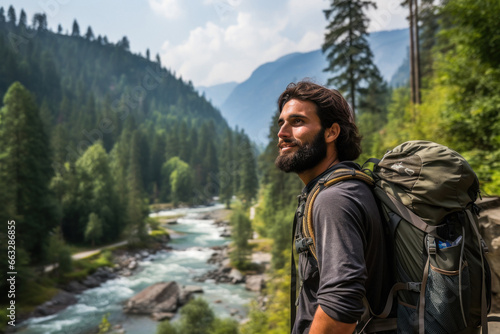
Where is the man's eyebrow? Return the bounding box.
[278,114,308,124]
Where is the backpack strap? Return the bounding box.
[302,168,374,265]
[466,209,489,333]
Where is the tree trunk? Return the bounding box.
[409,0,416,105]
[414,0,421,104]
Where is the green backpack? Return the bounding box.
[293,141,495,333]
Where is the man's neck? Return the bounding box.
[298,156,340,185]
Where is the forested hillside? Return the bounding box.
[0,5,258,271]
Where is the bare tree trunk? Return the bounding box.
[409,0,416,105]
[414,0,421,104]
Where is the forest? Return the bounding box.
[1,0,499,333]
[0,4,258,318]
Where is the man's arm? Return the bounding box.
[309,305,356,334]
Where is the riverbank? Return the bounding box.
[15,205,259,334]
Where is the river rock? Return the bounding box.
[64,280,87,294]
[81,275,102,288]
[245,275,266,292]
[123,281,181,314]
[152,312,175,321]
[229,268,244,284]
[32,290,77,317]
[128,260,138,270]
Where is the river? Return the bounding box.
[18,205,256,334]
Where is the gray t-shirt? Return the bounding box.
[292,163,392,334]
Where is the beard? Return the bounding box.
[275,129,327,173]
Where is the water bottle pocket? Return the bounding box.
[424,245,470,334]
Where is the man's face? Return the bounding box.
[275,99,327,173]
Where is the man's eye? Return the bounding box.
[293,119,303,125]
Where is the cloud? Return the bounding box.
[149,0,183,19]
[160,0,326,86]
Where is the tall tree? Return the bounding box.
[71,19,80,37]
[85,26,94,40]
[322,0,379,116]
[33,13,48,31]
[7,6,15,26]
[18,9,27,28]
[0,82,58,262]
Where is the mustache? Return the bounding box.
[277,138,300,148]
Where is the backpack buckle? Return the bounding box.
[295,237,313,254]
[427,235,437,255]
[407,282,421,293]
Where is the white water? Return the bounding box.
[18,205,256,334]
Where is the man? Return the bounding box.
[275,81,391,334]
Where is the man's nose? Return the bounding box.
[278,122,291,139]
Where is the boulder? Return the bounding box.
[123,281,180,314]
[128,260,138,270]
[152,312,176,321]
[64,280,87,294]
[229,268,244,284]
[32,290,77,317]
[245,275,266,292]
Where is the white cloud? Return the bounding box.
[160,1,327,86]
[149,0,183,19]
[159,0,407,86]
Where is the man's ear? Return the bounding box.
[325,123,340,144]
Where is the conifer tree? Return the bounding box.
[7,6,15,25]
[18,9,27,28]
[57,24,62,34]
[322,0,379,115]
[33,13,48,31]
[71,19,80,37]
[0,7,5,24]
[219,129,234,208]
[0,82,58,262]
[127,130,148,242]
[85,26,94,40]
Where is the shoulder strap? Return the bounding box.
[302,168,374,265]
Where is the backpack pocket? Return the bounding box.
[424,237,470,334]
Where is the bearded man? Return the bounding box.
[275,81,392,334]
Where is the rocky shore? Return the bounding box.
[30,245,172,319]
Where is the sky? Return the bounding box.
[2,0,409,87]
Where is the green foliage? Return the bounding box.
[98,313,112,334]
[156,298,239,334]
[85,212,103,246]
[209,318,239,334]
[46,227,73,274]
[229,208,253,270]
[156,320,179,334]
[0,82,58,263]
[322,0,381,114]
[161,156,194,206]
[179,298,216,334]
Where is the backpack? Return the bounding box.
[292,141,495,333]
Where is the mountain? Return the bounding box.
[207,28,409,144]
[197,81,238,108]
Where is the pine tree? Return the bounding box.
[0,82,58,262]
[33,13,48,31]
[322,0,379,116]
[57,24,62,34]
[127,130,148,243]
[219,129,234,209]
[85,26,94,40]
[0,7,5,24]
[7,6,15,26]
[71,19,80,37]
[237,133,258,208]
[18,9,27,28]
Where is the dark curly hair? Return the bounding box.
[277,81,362,162]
